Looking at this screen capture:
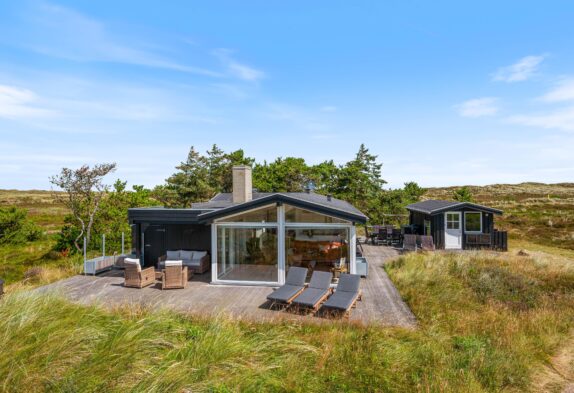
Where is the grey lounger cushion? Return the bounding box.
[266,267,308,303]
[267,284,304,302]
[292,271,332,308]
[323,274,361,311]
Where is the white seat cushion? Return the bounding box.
[180,250,194,261]
[166,250,180,260]
[165,260,183,267]
[124,258,141,272]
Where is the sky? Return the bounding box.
[1,1,574,190]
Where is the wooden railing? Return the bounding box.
[465,230,508,251]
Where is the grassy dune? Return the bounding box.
[1,249,573,392]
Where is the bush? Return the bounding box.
[0,207,43,245]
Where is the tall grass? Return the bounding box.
[1,249,574,392]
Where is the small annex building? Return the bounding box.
[405,200,505,250]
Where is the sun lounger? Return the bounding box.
[266,266,308,307]
[420,235,435,251]
[322,273,362,317]
[403,234,417,251]
[291,271,333,312]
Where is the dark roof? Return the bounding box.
[128,192,367,224]
[405,200,503,215]
[128,207,213,224]
[197,192,367,223]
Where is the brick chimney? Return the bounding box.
[232,165,252,203]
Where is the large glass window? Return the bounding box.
[285,205,348,224]
[217,227,278,282]
[464,212,482,233]
[218,205,277,223]
[285,227,349,283]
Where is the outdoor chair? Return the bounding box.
[420,235,436,251]
[266,266,308,308]
[291,271,333,312]
[321,273,362,317]
[161,260,190,290]
[403,234,417,252]
[124,258,155,288]
[385,226,394,245]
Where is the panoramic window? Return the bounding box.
[284,205,348,224]
[285,227,349,283]
[217,205,277,223]
[464,212,482,233]
[446,213,460,229]
[217,227,278,282]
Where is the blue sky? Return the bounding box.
[1,1,573,190]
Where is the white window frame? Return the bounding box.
[211,203,356,286]
[445,212,461,230]
[464,211,482,234]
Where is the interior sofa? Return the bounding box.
[158,250,210,274]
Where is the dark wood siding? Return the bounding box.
[432,214,445,249]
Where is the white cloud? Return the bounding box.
[540,78,574,102]
[493,55,546,82]
[213,49,265,81]
[18,2,221,77]
[456,97,499,118]
[506,106,574,132]
[0,84,55,119]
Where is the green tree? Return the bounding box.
[161,147,212,207]
[453,186,474,202]
[0,207,43,245]
[334,144,386,219]
[50,163,117,252]
[253,157,310,192]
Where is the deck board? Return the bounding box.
[36,245,416,327]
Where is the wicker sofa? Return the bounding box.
[158,250,210,274]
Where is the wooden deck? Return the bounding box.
[37,245,416,327]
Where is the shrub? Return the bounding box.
[0,206,43,245]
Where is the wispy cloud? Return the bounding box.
[492,55,546,82]
[507,106,574,131]
[320,105,337,112]
[213,49,265,81]
[15,2,221,77]
[0,84,55,119]
[539,78,574,102]
[456,97,499,117]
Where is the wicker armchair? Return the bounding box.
[124,261,155,288]
[162,264,190,290]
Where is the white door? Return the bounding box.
[444,212,462,249]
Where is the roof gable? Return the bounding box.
[406,200,503,215]
[198,192,367,223]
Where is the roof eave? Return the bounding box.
[198,193,368,224]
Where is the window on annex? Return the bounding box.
[217,205,277,223]
[284,205,349,224]
[424,220,431,236]
[285,227,349,283]
[464,212,482,233]
[446,213,460,230]
[217,227,278,282]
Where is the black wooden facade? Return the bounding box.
[406,200,505,250]
[128,208,211,267]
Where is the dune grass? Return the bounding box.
[1,249,574,392]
